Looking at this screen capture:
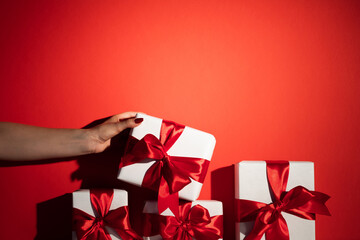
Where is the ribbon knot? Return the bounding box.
[272,200,283,210]
[94,216,105,228]
[160,153,170,165]
[259,201,284,225]
[180,221,190,230]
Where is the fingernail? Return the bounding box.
[134,118,143,124]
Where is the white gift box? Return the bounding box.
[143,200,223,240]
[235,161,316,240]
[72,189,129,240]
[118,113,216,202]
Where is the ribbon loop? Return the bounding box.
[94,216,105,228]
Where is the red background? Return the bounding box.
[1,1,359,239]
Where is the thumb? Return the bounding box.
[96,117,143,142]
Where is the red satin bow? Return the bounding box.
[236,161,331,240]
[72,189,142,240]
[143,202,223,240]
[120,120,210,217]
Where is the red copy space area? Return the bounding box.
[1,1,359,239]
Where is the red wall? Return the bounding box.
[1,1,359,239]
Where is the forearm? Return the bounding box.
[0,122,92,160]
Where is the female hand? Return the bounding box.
[0,112,143,161]
[86,112,143,154]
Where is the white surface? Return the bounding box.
[167,126,216,160]
[131,113,162,140]
[143,200,223,240]
[118,159,156,187]
[235,161,315,240]
[191,200,223,216]
[118,113,216,201]
[72,189,128,240]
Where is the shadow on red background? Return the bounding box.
[211,165,235,240]
[34,193,73,240]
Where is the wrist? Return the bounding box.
[82,129,97,155]
[83,128,109,155]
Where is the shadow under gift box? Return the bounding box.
[117,113,216,201]
[72,189,130,240]
[235,161,316,240]
[143,200,223,240]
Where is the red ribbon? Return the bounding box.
[120,120,210,217]
[72,189,142,240]
[143,202,223,240]
[236,161,331,240]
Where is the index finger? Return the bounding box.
[106,111,142,123]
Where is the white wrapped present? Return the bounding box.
[72,189,140,240]
[142,200,223,240]
[235,161,330,240]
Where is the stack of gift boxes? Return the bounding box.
[72,113,330,240]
